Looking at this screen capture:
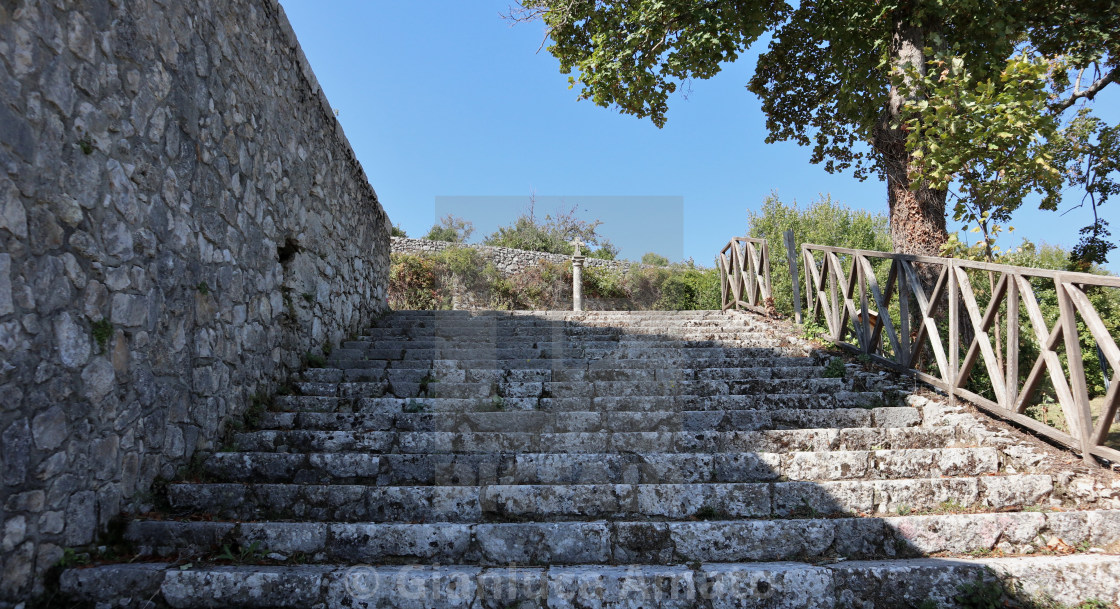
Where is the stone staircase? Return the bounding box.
[61,310,1120,608]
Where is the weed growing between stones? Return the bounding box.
[196,281,210,295]
[857,353,873,370]
[488,396,507,411]
[245,393,270,428]
[280,286,296,322]
[90,319,112,353]
[404,399,427,413]
[949,577,1021,604]
[418,373,438,394]
[215,541,266,564]
[176,452,210,482]
[822,357,846,378]
[304,352,327,368]
[77,136,94,155]
[801,318,830,342]
[55,548,90,569]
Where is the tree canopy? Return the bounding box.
[511,0,1119,264]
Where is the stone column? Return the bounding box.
[572,255,585,311]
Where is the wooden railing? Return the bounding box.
[719,237,773,313]
[800,244,1120,463]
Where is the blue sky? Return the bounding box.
[278,1,1117,270]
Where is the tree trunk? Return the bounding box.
[873,19,948,258]
[874,16,950,375]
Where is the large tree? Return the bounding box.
[510,0,1119,261]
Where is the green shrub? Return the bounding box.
[747,192,891,316]
[582,266,630,300]
[388,250,721,311]
[388,253,447,310]
[1001,241,1120,399]
[822,358,846,378]
[483,203,617,256]
[424,214,474,243]
[654,268,719,310]
[641,252,671,266]
[433,247,488,289]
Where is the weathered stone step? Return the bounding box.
[286,378,847,400]
[230,427,962,455]
[312,355,820,372]
[273,391,892,413]
[356,327,773,340]
[257,406,922,433]
[122,510,1120,566]
[371,310,743,321]
[299,364,826,386]
[288,378,850,400]
[166,475,1052,522]
[340,336,786,352]
[329,346,797,363]
[357,328,784,341]
[368,313,764,324]
[61,554,1120,608]
[203,447,997,485]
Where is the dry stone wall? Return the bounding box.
[391,236,634,274]
[0,0,390,601]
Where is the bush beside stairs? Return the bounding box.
[61,310,1120,608]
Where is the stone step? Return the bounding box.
[371,310,738,320]
[356,327,773,340]
[272,392,893,413]
[368,313,762,323]
[123,509,1120,566]
[256,406,922,433]
[61,554,1120,608]
[229,427,962,455]
[374,312,747,322]
[285,378,850,400]
[202,447,998,485]
[166,475,1053,522]
[328,346,797,363]
[340,336,787,351]
[312,355,820,372]
[298,364,826,385]
[351,325,777,337]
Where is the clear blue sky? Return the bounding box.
[279,1,1117,270]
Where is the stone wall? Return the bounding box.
[391,236,634,274]
[0,0,390,600]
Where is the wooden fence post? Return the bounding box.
[783,229,802,324]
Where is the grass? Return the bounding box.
[1092,396,1120,450]
[1027,396,1119,451]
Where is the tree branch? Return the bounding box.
[1051,64,1120,113]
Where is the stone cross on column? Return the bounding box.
[569,237,585,257]
[569,237,586,311]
